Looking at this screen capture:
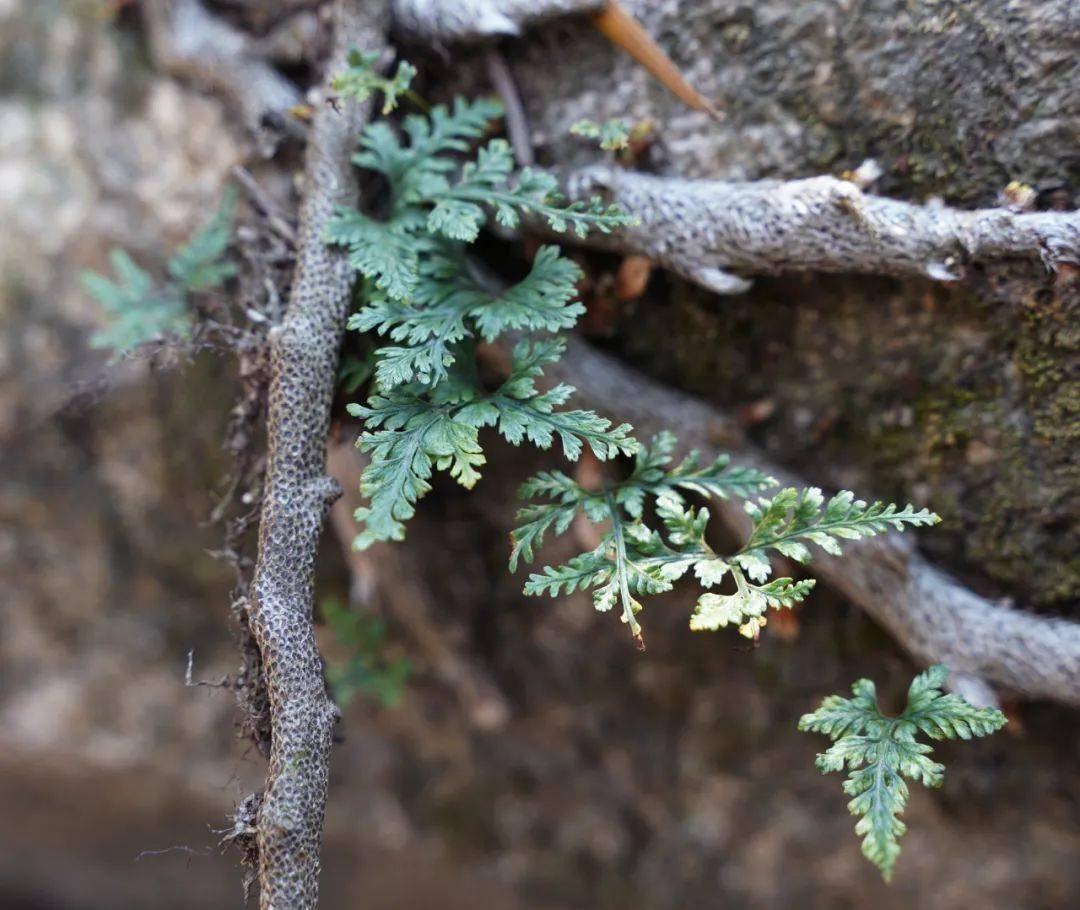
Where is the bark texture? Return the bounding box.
[245,3,389,907]
[563,167,1080,294]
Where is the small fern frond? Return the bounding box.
[516,431,935,643]
[347,394,485,548]
[335,80,641,547]
[353,97,503,207]
[570,117,632,150]
[82,190,236,357]
[427,155,636,239]
[322,599,409,708]
[515,434,781,640]
[799,666,1006,881]
[332,48,417,114]
[458,338,637,461]
[83,250,187,356]
[325,210,420,300]
[167,186,238,291]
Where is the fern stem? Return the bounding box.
[606,493,642,640]
[738,511,907,555]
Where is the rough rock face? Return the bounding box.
[504,0,1080,203]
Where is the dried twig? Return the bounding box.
[392,0,603,43]
[562,167,1080,294]
[231,165,297,245]
[185,649,230,689]
[485,48,534,167]
[143,0,303,135]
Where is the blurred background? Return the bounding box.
[1,1,1078,908]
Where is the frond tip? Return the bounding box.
[799,665,1006,881]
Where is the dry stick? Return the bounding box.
[392,0,603,42]
[530,336,1080,708]
[485,48,534,168]
[143,0,303,134]
[589,1,721,120]
[563,167,1080,295]
[231,165,298,245]
[244,2,390,907]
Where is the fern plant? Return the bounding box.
[82,187,237,357]
[799,665,1006,880]
[322,599,409,708]
[326,56,985,881]
[570,117,632,151]
[326,61,637,550]
[328,54,940,646]
[514,432,937,642]
[332,48,419,115]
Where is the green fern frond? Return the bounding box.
[514,434,779,639]
[571,117,632,150]
[167,185,238,291]
[426,154,636,239]
[82,190,236,357]
[348,393,485,548]
[332,49,417,114]
[334,80,642,547]
[325,210,420,300]
[734,487,939,583]
[515,431,937,642]
[83,250,187,355]
[322,599,409,708]
[458,338,637,461]
[347,337,634,549]
[799,665,1006,881]
[466,245,584,341]
[353,97,502,208]
[346,243,585,390]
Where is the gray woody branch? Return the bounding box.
[392,0,603,43]
[566,166,1080,295]
[143,0,302,133]
[544,335,1080,708]
[244,2,389,908]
